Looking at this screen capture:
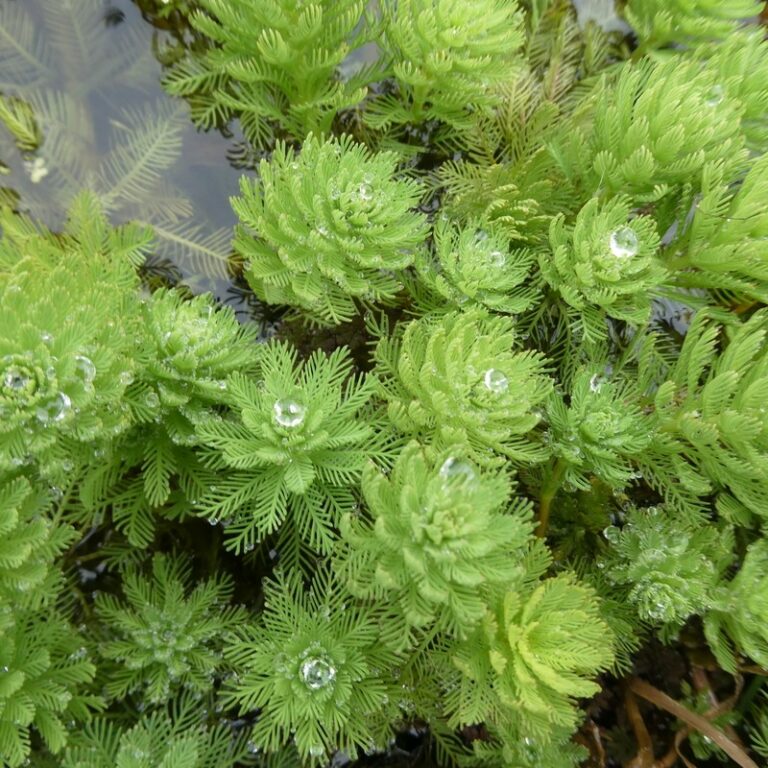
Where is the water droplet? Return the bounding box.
[589,373,604,392]
[488,249,506,267]
[483,368,509,394]
[74,355,96,384]
[609,227,638,259]
[119,371,134,386]
[273,398,306,428]
[36,392,71,424]
[358,183,373,202]
[603,525,620,544]
[438,457,476,484]
[309,745,325,757]
[300,656,336,690]
[316,225,329,237]
[145,391,160,408]
[705,84,725,107]
[3,368,30,391]
[40,332,54,345]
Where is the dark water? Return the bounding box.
[0,0,249,307]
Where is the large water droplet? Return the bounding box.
[308,745,325,758]
[3,368,30,392]
[488,249,506,267]
[609,227,639,258]
[589,373,604,392]
[438,457,476,484]
[483,368,509,394]
[36,392,71,424]
[273,398,306,428]
[300,656,336,690]
[74,355,96,385]
[358,183,373,202]
[705,84,725,107]
[603,525,620,544]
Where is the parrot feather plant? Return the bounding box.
[1,0,768,766]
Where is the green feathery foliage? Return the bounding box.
[224,568,399,765]
[94,553,247,704]
[163,0,376,143]
[705,540,768,672]
[544,196,664,339]
[194,342,390,556]
[601,506,734,629]
[640,310,768,523]
[78,288,260,546]
[369,0,524,134]
[448,571,614,744]
[554,57,747,202]
[410,217,540,315]
[544,367,652,490]
[624,0,762,52]
[0,476,76,607]
[0,193,149,479]
[3,1,768,765]
[232,134,428,325]
[339,441,534,639]
[0,609,100,767]
[375,309,552,466]
[62,693,250,768]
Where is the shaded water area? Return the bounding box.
[0,0,259,314]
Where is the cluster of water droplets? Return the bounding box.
[273,398,306,429]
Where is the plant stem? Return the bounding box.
[536,459,566,538]
[628,677,759,768]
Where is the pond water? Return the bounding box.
[0,0,249,308]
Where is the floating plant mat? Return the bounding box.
[3,1,768,768]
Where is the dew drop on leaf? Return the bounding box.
[300,656,337,689]
[483,368,509,394]
[273,398,306,428]
[609,227,639,258]
[438,457,476,484]
[3,367,30,392]
[74,355,96,384]
[705,84,725,107]
[36,392,72,424]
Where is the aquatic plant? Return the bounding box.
[2,0,768,766]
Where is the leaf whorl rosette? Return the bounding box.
[625,0,763,50]
[449,574,613,740]
[412,217,539,315]
[557,59,747,201]
[224,569,398,765]
[94,554,246,704]
[63,694,249,768]
[705,540,768,672]
[601,507,733,628]
[233,134,428,325]
[194,342,389,554]
[546,369,652,490]
[375,309,552,466]
[339,442,533,639]
[0,477,76,607]
[0,194,149,477]
[379,0,524,126]
[0,609,97,767]
[544,197,664,337]
[646,310,768,522]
